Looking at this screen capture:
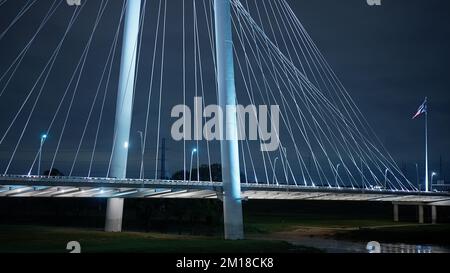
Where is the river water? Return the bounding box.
[288,237,450,253]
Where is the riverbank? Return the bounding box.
[0,225,320,253]
[1,199,449,253]
[246,217,450,253]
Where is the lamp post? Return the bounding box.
[431,172,437,191]
[335,163,341,188]
[384,168,390,189]
[273,157,279,186]
[280,146,288,184]
[137,131,144,180]
[415,163,420,191]
[189,148,197,182]
[38,134,47,176]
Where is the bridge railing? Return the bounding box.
[1,174,449,197]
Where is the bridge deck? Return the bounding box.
[1,175,449,206]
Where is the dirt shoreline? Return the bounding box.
[249,223,450,251]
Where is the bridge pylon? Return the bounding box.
[105,0,142,232]
[214,0,244,240]
[104,0,244,238]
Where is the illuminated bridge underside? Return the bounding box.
[1,175,449,206]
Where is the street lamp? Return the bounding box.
[273,157,279,186]
[189,148,197,182]
[281,146,288,184]
[384,168,390,189]
[431,172,438,191]
[137,131,144,179]
[335,164,341,189]
[415,163,420,191]
[38,134,47,176]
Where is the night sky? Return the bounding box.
[290,0,450,181]
[0,0,449,184]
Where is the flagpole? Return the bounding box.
[425,104,429,192]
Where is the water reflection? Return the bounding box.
[289,237,450,253]
[382,244,433,253]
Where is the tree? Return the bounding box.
[43,168,64,176]
[171,163,247,183]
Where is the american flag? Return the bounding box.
[412,98,427,119]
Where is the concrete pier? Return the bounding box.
[393,204,399,222]
[418,205,424,224]
[431,206,437,224]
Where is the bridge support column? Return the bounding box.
[105,0,141,232]
[393,204,399,222]
[431,206,437,224]
[214,0,244,240]
[418,205,424,224]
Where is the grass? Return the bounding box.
[2,212,448,253]
[0,225,320,253]
[244,213,409,234]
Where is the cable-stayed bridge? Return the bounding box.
[0,0,448,239]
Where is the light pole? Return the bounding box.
[415,163,420,191]
[38,134,47,176]
[425,102,429,192]
[273,157,279,186]
[137,131,144,180]
[280,146,288,184]
[431,172,437,191]
[384,168,390,189]
[335,164,341,188]
[189,148,197,182]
